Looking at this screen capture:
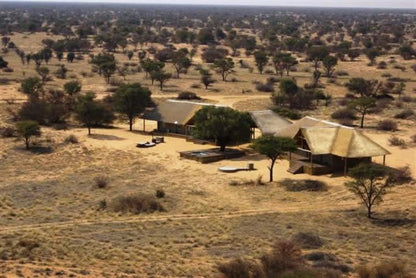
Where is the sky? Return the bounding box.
[4,0,416,9]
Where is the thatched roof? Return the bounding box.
[275,116,344,138]
[249,110,292,135]
[302,127,390,158]
[143,100,225,125]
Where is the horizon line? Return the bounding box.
[0,1,415,10]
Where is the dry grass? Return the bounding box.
[0,32,416,277]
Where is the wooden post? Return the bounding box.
[310,154,313,170]
[344,158,348,176]
[383,155,386,166]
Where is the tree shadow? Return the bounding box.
[28,146,54,154]
[88,134,125,141]
[370,217,415,228]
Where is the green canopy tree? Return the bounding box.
[365,48,380,65]
[141,58,165,79]
[345,78,381,97]
[20,77,43,98]
[349,97,376,128]
[251,136,297,182]
[64,80,82,97]
[322,55,338,77]
[307,46,329,71]
[193,106,252,152]
[113,83,152,131]
[345,163,395,218]
[36,66,50,84]
[172,51,191,78]
[16,120,41,149]
[254,51,268,74]
[213,58,234,81]
[75,93,114,135]
[200,69,215,89]
[151,70,172,90]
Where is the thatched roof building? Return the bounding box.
[249,110,292,135]
[277,116,390,175]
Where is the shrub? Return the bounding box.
[388,166,413,185]
[272,107,301,120]
[381,72,392,78]
[394,109,414,119]
[1,126,16,137]
[64,134,78,144]
[110,194,165,214]
[261,240,304,276]
[331,108,357,120]
[377,120,398,131]
[3,67,13,73]
[280,268,342,278]
[177,91,201,100]
[393,64,406,71]
[155,189,165,198]
[388,136,406,147]
[267,76,280,84]
[292,232,324,249]
[256,82,274,92]
[377,61,387,69]
[218,258,264,278]
[357,261,411,278]
[280,179,328,192]
[94,175,109,189]
[335,70,349,76]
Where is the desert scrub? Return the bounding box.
[109,193,165,214]
[280,179,328,192]
[94,175,109,189]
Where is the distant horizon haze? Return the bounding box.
[1,0,415,9]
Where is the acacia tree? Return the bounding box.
[254,51,268,74]
[172,51,191,78]
[151,70,172,90]
[322,55,338,77]
[75,93,114,135]
[36,66,50,84]
[200,69,215,89]
[193,106,252,152]
[250,136,297,182]
[20,77,43,98]
[345,78,382,97]
[113,83,152,131]
[349,97,376,128]
[213,58,234,81]
[307,46,329,71]
[16,120,41,149]
[345,163,395,218]
[141,58,164,78]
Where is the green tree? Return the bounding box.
[254,51,268,74]
[307,46,329,71]
[64,80,82,96]
[67,52,75,63]
[345,78,381,97]
[213,58,234,81]
[250,136,297,182]
[101,61,116,84]
[75,93,114,135]
[172,51,192,78]
[15,120,41,150]
[113,83,152,131]
[347,49,360,61]
[200,69,215,89]
[365,48,380,65]
[345,163,395,218]
[20,77,43,97]
[36,66,50,84]
[127,51,134,60]
[141,58,164,78]
[322,55,338,77]
[193,106,252,152]
[349,97,376,128]
[151,70,172,90]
